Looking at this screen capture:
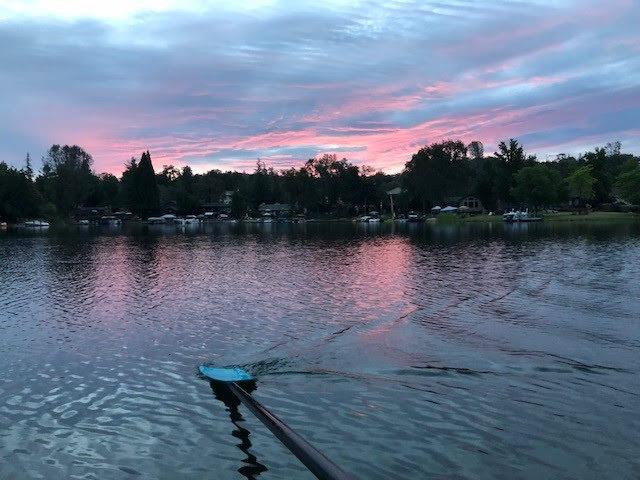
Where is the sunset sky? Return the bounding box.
[1,0,639,175]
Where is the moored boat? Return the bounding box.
[503,209,542,223]
[407,211,423,223]
[24,219,50,228]
[100,216,121,226]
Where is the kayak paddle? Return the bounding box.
[199,366,358,480]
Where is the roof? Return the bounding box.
[443,195,483,206]
[258,203,291,212]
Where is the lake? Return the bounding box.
[1,221,639,480]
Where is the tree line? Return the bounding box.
[1,139,639,222]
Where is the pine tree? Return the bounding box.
[23,153,34,180]
[136,150,159,217]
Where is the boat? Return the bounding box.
[184,215,199,225]
[368,211,381,223]
[355,211,382,223]
[147,216,164,225]
[100,216,121,226]
[24,220,50,228]
[502,209,542,223]
[407,211,423,223]
[77,219,90,226]
[161,213,177,223]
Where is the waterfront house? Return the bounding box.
[442,196,484,214]
[75,206,110,221]
[201,190,234,215]
[258,203,292,218]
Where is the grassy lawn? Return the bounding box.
[446,211,639,223]
[455,214,503,223]
[542,211,639,222]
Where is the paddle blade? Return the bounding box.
[199,366,254,383]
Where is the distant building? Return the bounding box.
[458,196,483,213]
[443,196,484,214]
[160,199,178,214]
[221,190,234,206]
[75,206,110,220]
[258,203,292,217]
[201,190,235,214]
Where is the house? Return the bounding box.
[75,206,110,220]
[458,196,484,213]
[443,196,484,214]
[258,203,292,218]
[201,190,234,215]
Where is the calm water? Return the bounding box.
[1,221,639,480]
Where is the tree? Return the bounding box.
[157,165,180,186]
[615,160,640,205]
[0,162,42,221]
[605,141,621,157]
[402,140,469,210]
[468,141,484,160]
[230,190,248,218]
[120,157,139,209]
[3,137,636,223]
[302,154,364,213]
[492,138,537,209]
[136,151,159,216]
[566,165,596,203]
[251,160,272,207]
[37,144,97,216]
[99,173,120,208]
[119,152,159,216]
[511,164,561,209]
[475,157,503,211]
[582,148,611,204]
[495,138,525,166]
[23,153,34,180]
[176,166,200,213]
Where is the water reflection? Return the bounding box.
[208,381,268,479]
[0,222,639,479]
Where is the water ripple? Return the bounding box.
[1,222,639,479]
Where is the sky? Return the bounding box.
[1,0,639,175]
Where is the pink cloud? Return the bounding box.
[75,82,639,177]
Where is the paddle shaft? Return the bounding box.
[228,382,358,480]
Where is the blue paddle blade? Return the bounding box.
[199,366,254,382]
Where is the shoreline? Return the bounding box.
[457,211,639,224]
[2,211,638,230]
